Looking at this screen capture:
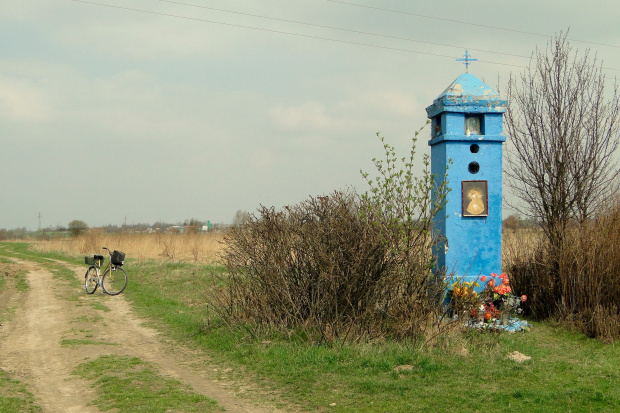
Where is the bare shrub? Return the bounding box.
[158,233,178,260]
[218,126,450,344]
[508,200,620,341]
[219,189,447,344]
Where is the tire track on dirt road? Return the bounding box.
[0,264,98,412]
[0,259,289,413]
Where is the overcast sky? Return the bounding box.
[2,0,620,229]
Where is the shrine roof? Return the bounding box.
[426,73,507,117]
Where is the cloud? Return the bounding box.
[0,74,53,122]
[268,100,333,131]
[268,86,425,137]
[249,148,276,170]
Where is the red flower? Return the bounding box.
[480,275,488,282]
[521,295,527,302]
[488,279,496,289]
[490,273,497,278]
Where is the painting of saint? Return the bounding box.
[462,181,488,217]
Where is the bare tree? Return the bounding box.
[231,210,250,227]
[505,31,620,248]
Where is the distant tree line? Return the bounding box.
[0,217,228,240]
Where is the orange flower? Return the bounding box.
[494,284,511,295]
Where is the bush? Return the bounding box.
[68,220,89,237]
[218,126,450,344]
[219,189,447,344]
[508,201,620,341]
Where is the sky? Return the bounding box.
[2,0,620,230]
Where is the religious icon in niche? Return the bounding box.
[465,115,482,136]
[462,180,488,217]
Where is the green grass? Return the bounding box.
[73,355,221,412]
[14,270,28,292]
[122,259,620,412]
[0,242,76,264]
[89,301,111,312]
[61,338,119,347]
[5,243,620,412]
[0,242,78,288]
[0,369,41,413]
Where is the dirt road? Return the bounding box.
[0,260,286,413]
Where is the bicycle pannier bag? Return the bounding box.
[111,250,125,266]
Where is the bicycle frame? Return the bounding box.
[92,255,114,276]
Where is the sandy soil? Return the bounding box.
[0,259,288,413]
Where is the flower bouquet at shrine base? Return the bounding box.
[447,273,531,332]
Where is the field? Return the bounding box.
[29,230,226,263]
[1,234,619,411]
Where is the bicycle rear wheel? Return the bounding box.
[85,266,98,294]
[101,266,127,295]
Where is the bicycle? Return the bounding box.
[84,247,128,295]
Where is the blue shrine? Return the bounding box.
[426,72,507,286]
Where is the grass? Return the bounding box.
[73,355,221,412]
[0,369,41,413]
[14,270,28,293]
[61,338,119,347]
[4,241,620,412]
[122,259,620,412]
[90,301,111,312]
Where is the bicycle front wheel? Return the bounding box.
[101,266,127,295]
[85,266,98,294]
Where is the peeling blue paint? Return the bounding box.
[426,73,507,117]
[427,73,506,288]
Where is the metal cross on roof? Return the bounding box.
[457,50,477,72]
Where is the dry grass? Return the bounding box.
[31,231,225,263]
[502,227,543,269]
